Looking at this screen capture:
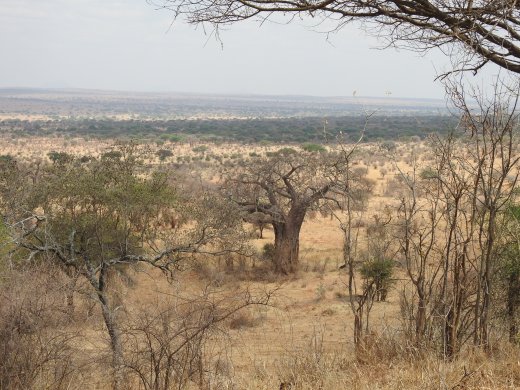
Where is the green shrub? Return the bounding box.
[156,149,173,161]
[262,243,275,261]
[47,151,73,164]
[419,167,438,180]
[277,147,297,156]
[360,258,394,301]
[301,143,326,153]
[192,145,208,153]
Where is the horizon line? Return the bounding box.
[0,86,446,102]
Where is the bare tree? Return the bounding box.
[448,79,520,349]
[394,78,520,357]
[153,0,520,75]
[324,127,378,346]
[394,158,443,345]
[416,132,477,358]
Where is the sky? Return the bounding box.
[0,0,504,99]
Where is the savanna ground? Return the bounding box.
[1,135,519,390]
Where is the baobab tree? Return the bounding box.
[226,147,371,274]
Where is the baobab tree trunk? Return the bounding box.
[272,207,305,274]
[272,223,300,274]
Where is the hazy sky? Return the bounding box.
[0,0,503,98]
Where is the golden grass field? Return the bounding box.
[2,135,519,389]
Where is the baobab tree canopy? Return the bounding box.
[224,148,372,274]
[153,0,520,75]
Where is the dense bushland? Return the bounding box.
[0,115,455,143]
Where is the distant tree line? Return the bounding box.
[0,115,456,143]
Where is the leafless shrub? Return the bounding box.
[383,176,405,197]
[228,309,262,330]
[321,308,335,316]
[275,328,348,389]
[311,257,330,276]
[0,266,83,390]
[123,287,274,390]
[351,218,366,229]
[355,331,422,365]
[248,264,278,283]
[191,259,229,287]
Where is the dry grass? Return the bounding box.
[2,135,519,389]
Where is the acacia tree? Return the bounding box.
[153,0,520,75]
[226,148,367,274]
[243,211,272,239]
[2,144,248,389]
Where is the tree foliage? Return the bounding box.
[1,143,249,389]
[154,0,520,75]
[226,147,372,273]
[0,115,455,143]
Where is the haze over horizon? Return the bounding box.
[0,86,448,102]
[0,0,503,100]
